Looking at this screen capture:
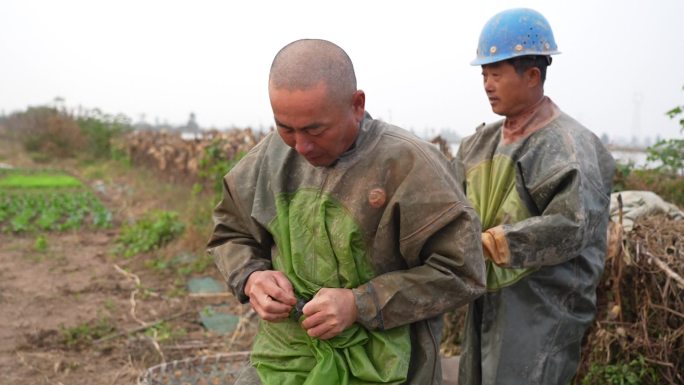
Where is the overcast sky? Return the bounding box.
[1,0,683,143]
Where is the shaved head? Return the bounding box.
[269,39,357,105]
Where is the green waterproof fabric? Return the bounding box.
[250,189,411,385]
[465,153,537,291]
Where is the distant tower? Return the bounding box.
[52,96,66,111]
[187,112,199,133]
[631,92,643,148]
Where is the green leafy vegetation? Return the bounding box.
[0,170,112,233]
[0,191,112,233]
[60,318,116,348]
[646,138,684,176]
[582,356,656,385]
[198,140,245,196]
[33,234,48,252]
[76,108,132,159]
[116,211,185,257]
[645,87,684,176]
[144,321,186,343]
[0,172,83,188]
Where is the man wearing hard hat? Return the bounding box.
[452,8,616,385]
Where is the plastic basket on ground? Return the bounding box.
[138,351,250,385]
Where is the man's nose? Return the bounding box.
[484,77,495,92]
[294,133,314,155]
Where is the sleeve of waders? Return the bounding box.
[207,173,272,303]
[353,203,486,331]
[492,129,615,269]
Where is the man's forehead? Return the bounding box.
[273,116,324,131]
[482,61,510,70]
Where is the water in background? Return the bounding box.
[611,150,651,168]
[449,143,655,169]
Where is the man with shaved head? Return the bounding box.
[208,39,485,385]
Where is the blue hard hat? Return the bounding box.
[471,8,560,66]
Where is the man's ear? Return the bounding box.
[527,67,542,88]
[351,90,366,122]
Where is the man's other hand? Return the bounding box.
[301,288,358,340]
[244,270,296,322]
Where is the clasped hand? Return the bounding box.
[244,270,358,340]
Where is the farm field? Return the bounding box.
[0,138,255,385]
[0,170,112,233]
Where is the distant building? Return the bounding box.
[186,113,199,131]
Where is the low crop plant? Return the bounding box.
[144,321,186,343]
[33,234,48,252]
[582,356,656,385]
[60,317,116,348]
[0,190,112,233]
[0,170,112,233]
[116,210,185,257]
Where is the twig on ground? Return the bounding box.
[112,263,166,362]
[645,252,684,289]
[650,303,684,320]
[113,264,146,327]
[228,308,256,349]
[146,329,165,362]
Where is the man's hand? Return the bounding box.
[482,228,510,266]
[244,270,296,322]
[301,288,357,340]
